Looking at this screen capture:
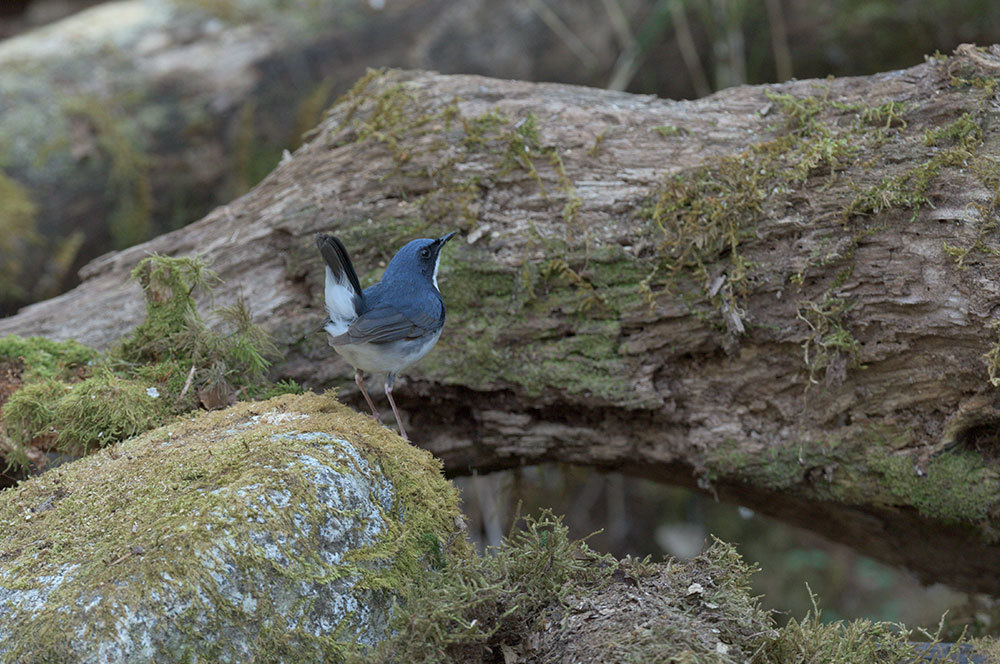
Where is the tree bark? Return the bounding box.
[4,46,1000,593]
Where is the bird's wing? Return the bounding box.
[330,303,441,346]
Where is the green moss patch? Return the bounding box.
[706,426,1000,528]
[0,336,95,383]
[356,511,616,663]
[114,253,284,404]
[761,593,923,664]
[865,446,1000,524]
[637,86,886,339]
[1,254,300,473]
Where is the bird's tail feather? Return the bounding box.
[316,234,363,326]
[316,234,363,297]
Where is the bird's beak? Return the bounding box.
[438,231,458,245]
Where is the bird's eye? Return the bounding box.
[420,248,430,258]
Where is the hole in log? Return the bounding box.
[951,420,1000,461]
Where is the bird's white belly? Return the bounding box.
[332,329,442,375]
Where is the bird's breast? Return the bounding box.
[332,330,442,375]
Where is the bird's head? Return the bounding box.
[383,231,457,289]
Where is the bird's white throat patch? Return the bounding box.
[432,251,442,290]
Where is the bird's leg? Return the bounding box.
[384,372,408,440]
[355,369,381,422]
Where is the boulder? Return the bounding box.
[0,392,467,662]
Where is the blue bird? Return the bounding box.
[316,231,456,440]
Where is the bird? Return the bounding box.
[316,231,457,440]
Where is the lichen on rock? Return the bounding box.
[0,391,467,663]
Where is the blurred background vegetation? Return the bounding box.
[3,0,1000,633]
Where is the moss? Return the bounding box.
[838,99,999,273]
[355,510,618,663]
[652,124,689,138]
[764,91,940,223]
[766,90,907,133]
[50,371,172,456]
[856,100,909,129]
[114,254,282,406]
[646,151,769,279]
[417,248,654,406]
[460,110,507,151]
[924,112,982,147]
[796,294,862,384]
[0,392,468,661]
[254,378,305,400]
[985,327,1000,387]
[346,81,434,164]
[844,143,973,220]
[538,259,606,312]
[757,85,999,383]
[946,46,1000,94]
[117,254,218,361]
[587,129,607,156]
[63,96,152,250]
[591,540,772,664]
[707,436,847,495]
[3,371,170,461]
[501,324,629,402]
[765,89,832,131]
[328,68,385,132]
[707,427,1000,527]
[0,336,98,469]
[495,113,581,226]
[637,87,888,338]
[845,106,986,222]
[2,255,297,471]
[969,638,1000,661]
[638,141,781,336]
[1,379,66,468]
[335,76,581,235]
[0,336,96,382]
[760,592,923,664]
[865,447,1000,523]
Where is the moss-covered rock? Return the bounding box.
[0,391,468,663]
